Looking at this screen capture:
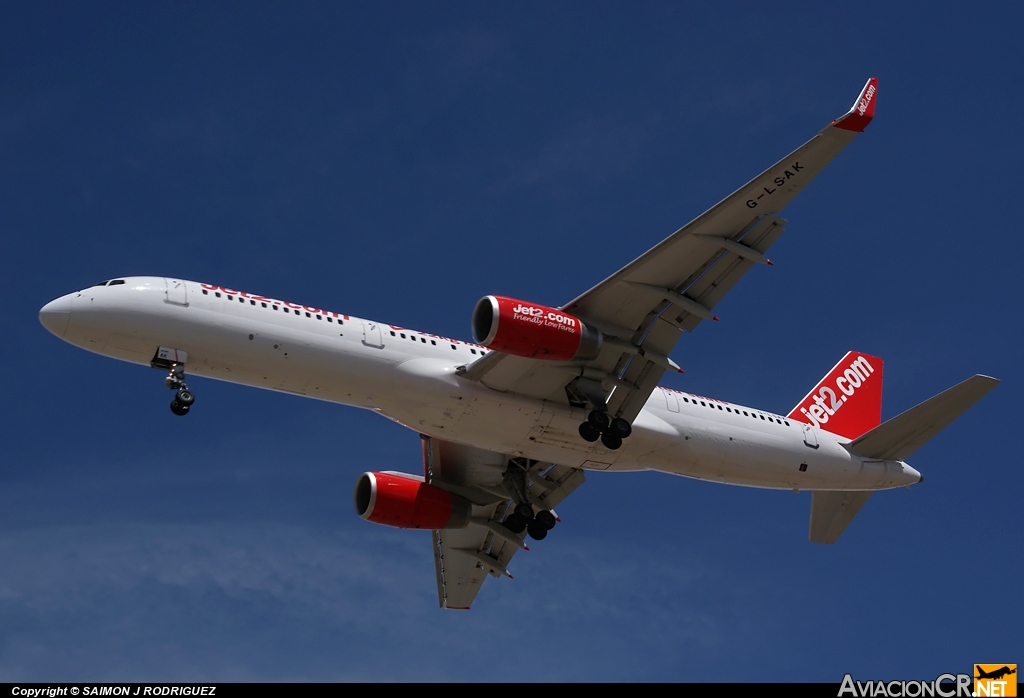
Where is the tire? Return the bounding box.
[587,410,610,431]
[609,417,632,439]
[600,432,622,450]
[535,510,556,530]
[578,421,601,442]
[504,513,527,534]
[176,389,195,406]
[170,401,190,416]
[527,523,548,541]
[514,502,534,521]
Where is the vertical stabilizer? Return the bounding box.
[788,351,883,439]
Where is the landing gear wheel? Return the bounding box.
[609,417,632,439]
[587,410,610,432]
[163,363,195,415]
[504,513,527,533]
[527,522,548,541]
[601,432,622,450]
[514,502,534,521]
[535,510,556,531]
[578,422,601,442]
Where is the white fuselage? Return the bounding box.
[39,277,922,491]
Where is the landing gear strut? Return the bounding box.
[578,409,632,450]
[164,363,195,416]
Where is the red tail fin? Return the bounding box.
[787,351,884,439]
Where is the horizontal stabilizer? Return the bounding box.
[809,491,872,544]
[846,375,1000,462]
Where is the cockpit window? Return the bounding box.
[108,279,125,285]
[93,281,109,287]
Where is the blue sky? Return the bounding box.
[2,2,1020,681]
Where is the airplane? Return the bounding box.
[38,78,999,609]
[976,667,1017,681]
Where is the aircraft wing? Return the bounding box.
[466,78,878,423]
[423,436,585,609]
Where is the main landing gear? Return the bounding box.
[501,459,558,541]
[503,502,557,541]
[578,409,632,450]
[164,363,195,416]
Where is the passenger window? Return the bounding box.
[760,415,765,420]
[261,302,267,308]
[202,289,208,295]
[305,312,311,318]
[451,345,457,350]
[215,292,221,298]
[250,300,255,305]
[316,315,322,320]
[470,349,477,354]
[327,317,333,322]
[420,338,426,343]
[717,405,723,410]
[400,333,406,339]
[390,331,396,336]
[430,340,436,345]
[272,305,278,310]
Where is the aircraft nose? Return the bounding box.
[39,294,73,338]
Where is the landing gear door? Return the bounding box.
[361,319,385,348]
[164,278,189,307]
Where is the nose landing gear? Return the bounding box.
[164,363,195,416]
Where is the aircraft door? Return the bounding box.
[164,278,189,306]
[664,390,680,412]
[802,424,819,449]
[361,319,385,348]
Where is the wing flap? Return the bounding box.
[671,216,785,332]
[425,437,585,609]
[434,507,517,609]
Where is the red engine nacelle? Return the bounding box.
[471,295,602,361]
[353,471,470,530]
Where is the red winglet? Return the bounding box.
[832,77,878,133]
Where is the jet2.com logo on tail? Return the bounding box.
[837,665,1016,697]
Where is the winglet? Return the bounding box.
[832,77,878,133]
